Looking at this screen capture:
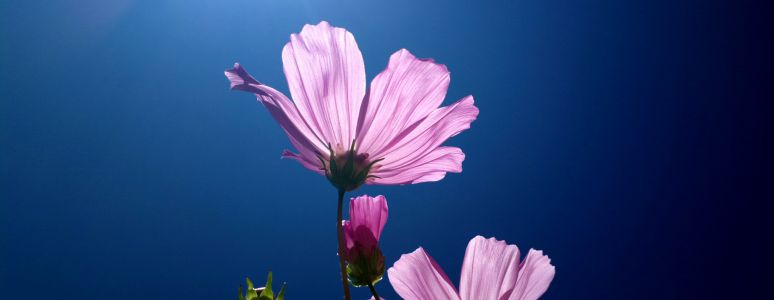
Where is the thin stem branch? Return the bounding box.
[367,282,381,300]
[337,189,351,300]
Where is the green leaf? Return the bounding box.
[238,285,245,300]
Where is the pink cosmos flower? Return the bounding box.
[225,21,479,190]
[342,195,388,286]
[388,236,555,300]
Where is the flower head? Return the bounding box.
[341,195,388,286]
[387,236,555,300]
[225,21,479,189]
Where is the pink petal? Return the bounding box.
[459,236,522,300]
[356,49,450,156]
[341,219,357,261]
[369,146,464,185]
[370,96,478,184]
[282,21,366,148]
[348,195,388,243]
[342,220,354,250]
[387,247,460,300]
[280,149,323,175]
[225,63,326,173]
[508,249,555,300]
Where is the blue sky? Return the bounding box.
[1,0,769,299]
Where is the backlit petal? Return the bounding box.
[348,195,388,243]
[509,249,555,300]
[357,49,450,155]
[225,63,325,172]
[282,21,366,148]
[370,146,464,185]
[388,247,460,300]
[459,236,522,300]
[372,96,478,184]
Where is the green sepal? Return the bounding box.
[258,272,274,300]
[239,272,285,300]
[276,282,287,300]
[346,247,386,287]
[246,278,258,299]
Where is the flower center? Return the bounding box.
[319,141,382,191]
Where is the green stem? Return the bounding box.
[368,282,381,300]
[337,189,351,300]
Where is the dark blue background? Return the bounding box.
[1,0,770,299]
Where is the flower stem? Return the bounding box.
[367,282,381,300]
[337,189,351,300]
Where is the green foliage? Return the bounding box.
[238,272,287,300]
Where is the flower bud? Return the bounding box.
[341,195,389,286]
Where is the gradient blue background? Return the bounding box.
[1,0,770,299]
